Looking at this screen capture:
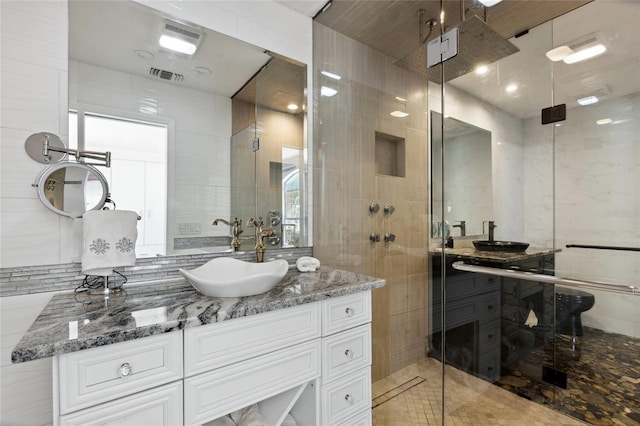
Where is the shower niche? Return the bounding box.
[375,131,405,177]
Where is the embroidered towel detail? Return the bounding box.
[296,256,321,272]
[82,210,138,276]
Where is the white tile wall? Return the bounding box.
[525,95,640,337]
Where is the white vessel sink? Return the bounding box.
[179,257,289,297]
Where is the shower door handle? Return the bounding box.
[452,261,640,295]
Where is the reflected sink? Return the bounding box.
[473,240,530,252]
[179,257,289,297]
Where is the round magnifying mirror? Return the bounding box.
[33,163,109,218]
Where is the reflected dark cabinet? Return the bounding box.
[500,256,555,370]
[429,253,555,383]
[429,256,502,382]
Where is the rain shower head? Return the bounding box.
[395,15,519,84]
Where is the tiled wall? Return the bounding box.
[0,247,312,298]
[313,22,430,381]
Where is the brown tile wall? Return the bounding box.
[313,22,430,381]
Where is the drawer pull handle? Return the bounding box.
[119,362,132,377]
[345,307,355,317]
[487,333,494,339]
[487,304,495,311]
[345,349,354,360]
[345,394,355,405]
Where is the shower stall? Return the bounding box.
[313,0,639,424]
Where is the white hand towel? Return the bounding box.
[81,210,138,276]
[525,309,538,328]
[236,404,268,426]
[296,256,321,272]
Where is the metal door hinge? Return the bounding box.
[427,28,459,68]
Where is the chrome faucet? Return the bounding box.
[212,217,243,251]
[247,217,275,262]
[452,220,466,237]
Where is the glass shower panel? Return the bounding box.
[438,8,558,424]
[550,1,640,423]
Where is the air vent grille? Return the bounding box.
[149,67,184,82]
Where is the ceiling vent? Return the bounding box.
[149,67,184,82]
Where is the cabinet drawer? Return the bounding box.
[321,368,371,426]
[336,408,371,426]
[185,302,321,376]
[322,292,371,336]
[59,381,182,426]
[322,324,371,383]
[478,351,500,382]
[478,319,500,350]
[58,332,183,414]
[184,340,320,425]
[477,291,501,321]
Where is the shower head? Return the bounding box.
[394,15,519,84]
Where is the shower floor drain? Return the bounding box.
[372,376,426,409]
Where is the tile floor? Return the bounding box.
[372,357,584,426]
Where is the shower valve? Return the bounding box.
[384,205,395,215]
[384,233,396,243]
[370,233,381,243]
[369,203,380,213]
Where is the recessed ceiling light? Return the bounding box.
[577,96,598,106]
[321,86,338,97]
[159,34,197,55]
[287,103,299,111]
[477,0,503,6]
[134,50,154,60]
[390,111,409,118]
[159,21,201,56]
[564,43,606,64]
[545,45,573,62]
[321,70,341,80]
[596,118,612,125]
[475,65,489,75]
[505,83,518,93]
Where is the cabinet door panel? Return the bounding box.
[58,332,183,414]
[59,381,182,426]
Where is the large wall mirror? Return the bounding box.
[431,111,492,238]
[69,0,308,257]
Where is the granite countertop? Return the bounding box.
[429,247,558,264]
[12,266,385,363]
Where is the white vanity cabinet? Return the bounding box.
[319,291,372,426]
[52,291,373,426]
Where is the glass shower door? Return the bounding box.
[437,0,639,424]
[549,1,640,423]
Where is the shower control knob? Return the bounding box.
[369,203,380,213]
[384,204,395,215]
[370,233,381,243]
[384,233,396,243]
